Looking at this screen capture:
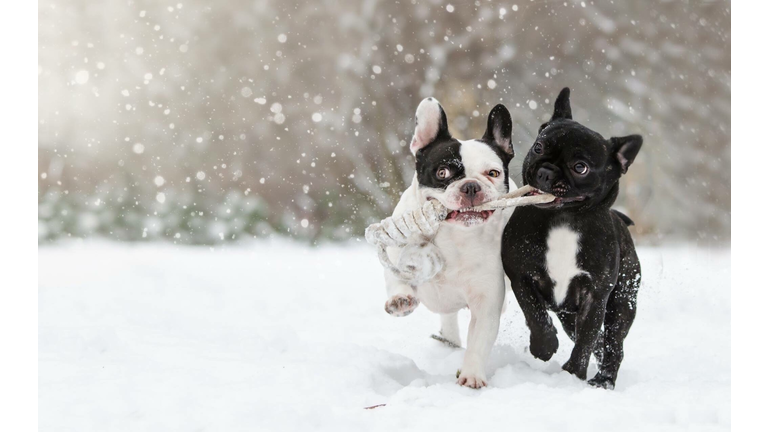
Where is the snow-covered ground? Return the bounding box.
[39,241,730,431]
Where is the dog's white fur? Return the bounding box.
[385,108,515,387]
[545,225,586,306]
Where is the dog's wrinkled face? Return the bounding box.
[522,88,643,210]
[409,98,514,227]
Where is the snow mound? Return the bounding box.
[39,242,730,431]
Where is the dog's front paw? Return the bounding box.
[384,294,420,317]
[587,373,615,390]
[457,370,487,389]
[529,329,559,361]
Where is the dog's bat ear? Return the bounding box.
[482,104,514,157]
[611,134,643,174]
[410,97,450,155]
[551,87,573,120]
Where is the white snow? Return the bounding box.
[75,70,89,85]
[39,242,729,431]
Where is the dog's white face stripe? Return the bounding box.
[545,225,587,305]
[458,139,505,181]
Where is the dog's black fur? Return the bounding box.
[501,88,642,389]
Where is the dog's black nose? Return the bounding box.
[536,165,557,188]
[460,182,481,199]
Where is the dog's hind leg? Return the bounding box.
[557,311,605,364]
[431,312,461,348]
[562,276,608,380]
[589,256,640,389]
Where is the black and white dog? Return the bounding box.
[383,97,515,388]
[501,88,642,389]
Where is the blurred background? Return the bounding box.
[38,0,730,246]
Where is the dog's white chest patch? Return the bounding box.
[545,225,585,305]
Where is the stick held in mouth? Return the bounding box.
[365,184,555,281]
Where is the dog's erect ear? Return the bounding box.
[611,135,643,174]
[551,87,573,120]
[482,104,514,157]
[410,97,450,155]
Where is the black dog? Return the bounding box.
[501,88,642,389]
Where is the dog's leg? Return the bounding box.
[511,274,559,361]
[383,271,420,317]
[556,311,605,364]
[589,258,640,389]
[562,277,607,380]
[431,312,461,348]
[457,284,504,389]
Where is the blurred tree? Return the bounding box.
[38,0,730,245]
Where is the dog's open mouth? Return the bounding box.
[445,208,495,226]
[535,194,586,207]
[523,187,585,207]
[523,189,544,197]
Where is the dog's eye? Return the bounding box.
[436,166,452,180]
[573,162,589,175]
[488,169,501,178]
[533,142,544,154]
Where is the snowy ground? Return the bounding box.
[39,241,730,431]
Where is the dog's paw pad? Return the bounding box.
[384,294,419,317]
[457,372,487,389]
